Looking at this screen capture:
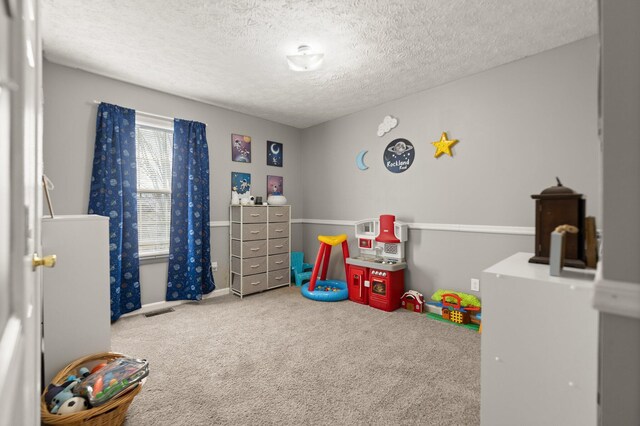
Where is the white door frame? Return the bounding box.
[0,0,43,424]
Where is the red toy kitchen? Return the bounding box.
[346,214,408,312]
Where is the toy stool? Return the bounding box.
[308,234,350,292]
[291,252,313,287]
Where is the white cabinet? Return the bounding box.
[41,215,111,384]
[481,253,598,426]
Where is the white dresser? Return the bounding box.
[41,215,111,384]
[229,205,291,298]
[480,252,598,425]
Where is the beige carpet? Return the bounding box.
[112,287,480,425]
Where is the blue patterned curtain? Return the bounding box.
[88,103,141,321]
[166,119,215,300]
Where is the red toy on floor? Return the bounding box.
[346,214,409,312]
[401,290,425,313]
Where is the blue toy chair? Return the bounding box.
[291,251,313,287]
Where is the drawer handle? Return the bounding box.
[250,248,260,251]
[275,213,284,217]
[275,276,283,280]
[250,281,261,285]
[250,264,260,268]
[250,213,260,217]
[250,231,260,234]
[275,229,284,233]
[275,260,284,265]
[275,245,284,249]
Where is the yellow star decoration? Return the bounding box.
[431,132,458,158]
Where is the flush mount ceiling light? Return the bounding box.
[286,45,324,72]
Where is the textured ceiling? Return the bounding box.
[41,0,597,128]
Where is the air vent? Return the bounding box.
[144,307,175,318]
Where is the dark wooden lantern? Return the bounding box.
[529,178,586,268]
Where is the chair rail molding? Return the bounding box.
[594,267,640,319]
[211,219,536,236]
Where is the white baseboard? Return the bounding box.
[120,287,230,319]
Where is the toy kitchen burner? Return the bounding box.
[346,214,408,311]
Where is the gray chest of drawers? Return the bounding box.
[229,205,291,298]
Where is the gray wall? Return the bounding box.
[599,0,640,424]
[42,61,304,303]
[300,36,600,297]
[43,37,602,305]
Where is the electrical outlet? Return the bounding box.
[211,261,218,272]
[471,278,480,292]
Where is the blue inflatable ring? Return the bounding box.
[301,280,349,302]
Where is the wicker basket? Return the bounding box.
[41,352,142,426]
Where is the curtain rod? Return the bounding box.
[91,100,207,126]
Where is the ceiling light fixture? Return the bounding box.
[286,45,324,72]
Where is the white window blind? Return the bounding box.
[136,118,173,256]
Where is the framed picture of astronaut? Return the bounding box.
[231,172,251,195]
[231,133,251,163]
[266,141,283,167]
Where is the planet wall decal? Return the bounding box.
[383,138,415,173]
[356,150,369,170]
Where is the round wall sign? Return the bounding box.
[383,138,415,173]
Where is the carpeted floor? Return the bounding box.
[112,287,480,425]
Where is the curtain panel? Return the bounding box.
[166,119,215,301]
[88,102,141,321]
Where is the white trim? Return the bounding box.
[135,109,174,128]
[211,219,604,238]
[209,218,534,236]
[300,218,535,236]
[138,188,171,194]
[211,219,303,227]
[210,221,230,228]
[139,251,170,265]
[0,317,21,397]
[139,250,169,258]
[594,268,640,319]
[120,287,230,319]
[93,100,208,127]
[411,223,534,235]
[302,218,355,227]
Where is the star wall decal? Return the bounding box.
[431,132,458,158]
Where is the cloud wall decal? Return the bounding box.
[377,115,398,137]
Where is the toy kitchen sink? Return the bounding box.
[346,256,406,271]
[346,214,408,311]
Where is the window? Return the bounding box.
[135,115,173,257]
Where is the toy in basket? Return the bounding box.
[41,352,147,426]
[75,357,148,406]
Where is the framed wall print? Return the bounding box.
[267,141,283,167]
[232,134,251,163]
[267,175,283,196]
[231,172,251,194]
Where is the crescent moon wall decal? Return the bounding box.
[356,150,369,170]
